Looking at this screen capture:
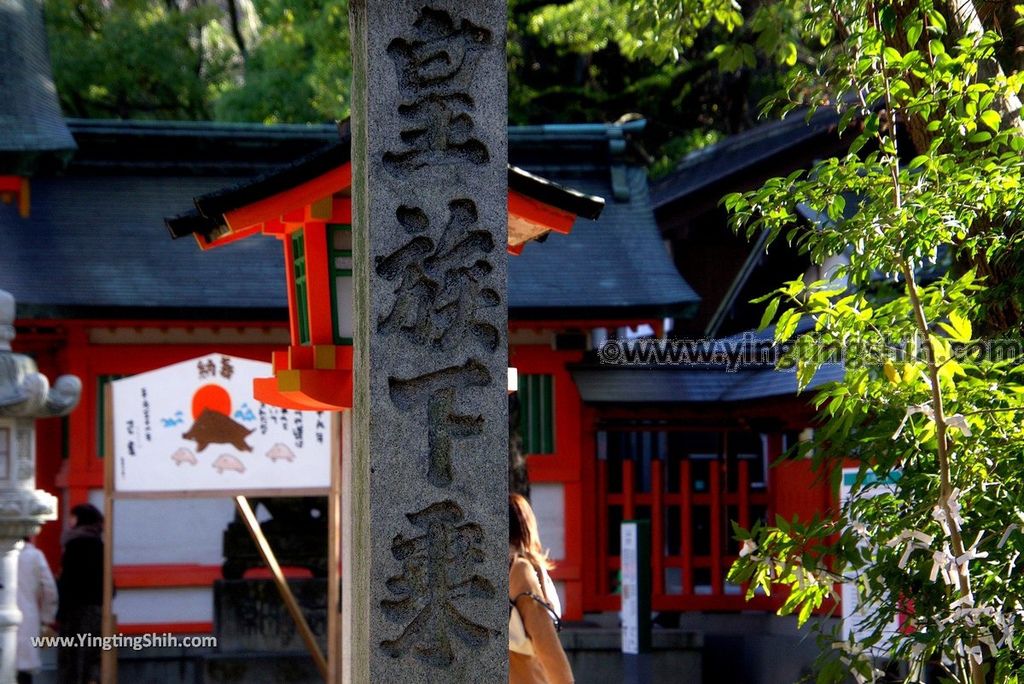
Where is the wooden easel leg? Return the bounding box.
[234,495,329,681]
[101,387,116,684]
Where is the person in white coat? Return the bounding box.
[17,538,58,684]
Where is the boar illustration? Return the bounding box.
[182,409,254,452]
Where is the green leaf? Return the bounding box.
[883,360,899,384]
[981,110,1001,132]
[828,195,846,220]
[759,297,781,331]
[938,310,973,342]
[797,595,815,625]
[908,154,929,169]
[797,360,819,391]
[928,9,947,34]
[776,309,801,341]
[781,41,797,66]
[906,20,923,47]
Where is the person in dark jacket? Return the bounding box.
[57,503,104,684]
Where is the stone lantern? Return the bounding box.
[0,289,80,681]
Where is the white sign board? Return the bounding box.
[621,522,639,655]
[840,468,901,649]
[112,354,331,495]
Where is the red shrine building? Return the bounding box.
[1,4,846,680]
[2,116,837,631]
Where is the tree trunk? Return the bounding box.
[887,0,1024,334]
[225,0,248,61]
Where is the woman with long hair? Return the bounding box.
[509,493,573,683]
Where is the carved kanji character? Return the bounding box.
[380,500,495,667]
[376,201,499,354]
[384,7,492,177]
[389,359,491,487]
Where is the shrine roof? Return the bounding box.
[649,108,841,212]
[0,173,285,320]
[1,118,699,320]
[507,166,698,319]
[569,359,844,404]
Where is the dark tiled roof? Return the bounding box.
[0,0,76,174]
[0,175,285,319]
[509,167,699,318]
[649,108,840,210]
[65,119,338,175]
[570,363,844,404]
[1,119,698,320]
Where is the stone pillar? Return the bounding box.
[347,2,508,681]
[0,290,81,682]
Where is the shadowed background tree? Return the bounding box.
[43,0,787,172]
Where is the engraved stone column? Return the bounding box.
[0,290,80,682]
[347,2,508,681]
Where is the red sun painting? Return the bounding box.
[192,384,232,420]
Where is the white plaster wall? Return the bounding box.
[113,588,212,625]
[86,491,234,565]
[530,483,565,560]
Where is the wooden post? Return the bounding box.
[234,495,328,680]
[340,409,355,684]
[327,411,342,682]
[101,385,117,684]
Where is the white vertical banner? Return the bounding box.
[621,522,639,655]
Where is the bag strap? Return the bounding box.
[510,591,562,632]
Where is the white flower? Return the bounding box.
[739,539,757,557]
[849,520,870,538]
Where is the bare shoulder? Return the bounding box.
[509,556,541,594]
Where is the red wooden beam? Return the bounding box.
[223,163,352,234]
[114,564,222,588]
[509,190,576,234]
[118,622,213,635]
[0,176,29,217]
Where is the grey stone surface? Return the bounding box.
[347,2,508,681]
